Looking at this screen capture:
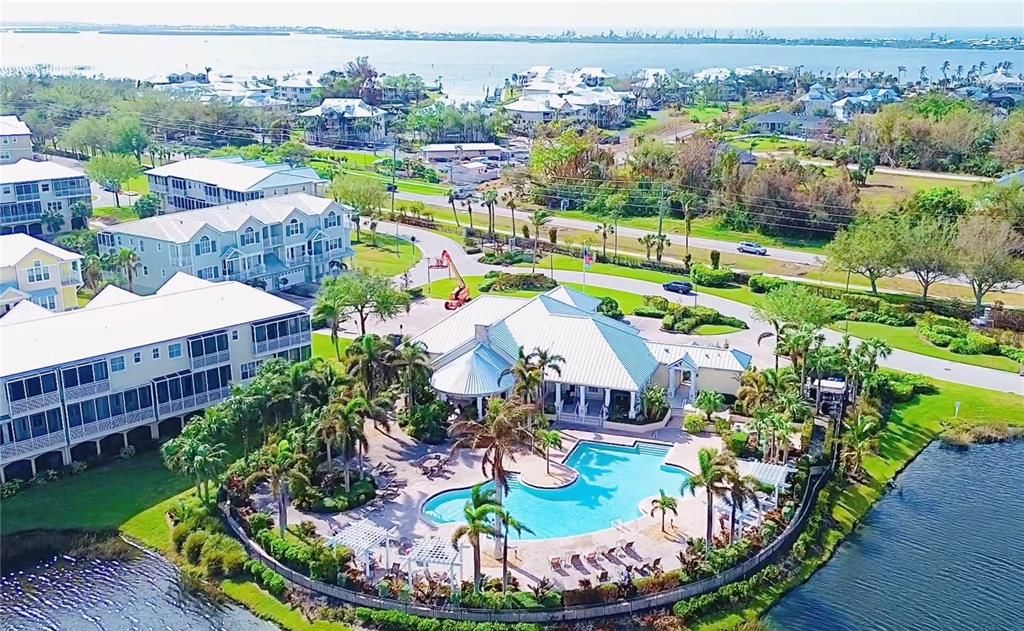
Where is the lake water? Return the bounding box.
[0,549,277,631]
[768,441,1024,631]
[1,32,1020,102]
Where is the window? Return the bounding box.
[133,352,142,364]
[65,386,154,427]
[168,343,182,359]
[286,218,303,237]
[142,266,149,276]
[138,240,145,253]
[196,266,220,280]
[61,360,108,388]
[323,211,339,229]
[194,236,217,256]
[152,347,160,359]
[162,269,167,278]
[240,226,259,247]
[40,183,50,192]
[241,360,263,380]
[187,332,229,360]
[157,243,162,251]
[32,295,56,310]
[27,261,50,283]
[231,330,239,341]
[110,356,126,372]
[5,371,59,403]
[46,201,62,212]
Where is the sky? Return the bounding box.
[3,0,1023,32]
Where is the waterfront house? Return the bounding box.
[97,193,354,295]
[145,156,327,213]
[1,159,93,237]
[273,72,323,105]
[0,234,83,314]
[410,287,751,420]
[978,69,1023,93]
[831,88,902,121]
[744,112,831,137]
[298,98,387,146]
[0,273,312,482]
[0,116,34,165]
[796,83,834,115]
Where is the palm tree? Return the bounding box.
[451,484,501,589]
[535,429,562,475]
[736,368,768,416]
[528,348,564,408]
[262,439,309,534]
[919,66,929,85]
[498,508,533,591]
[161,432,227,505]
[897,65,907,84]
[507,199,517,244]
[312,291,347,361]
[724,472,761,543]
[653,233,671,262]
[940,60,951,86]
[594,221,614,258]
[392,340,430,410]
[639,234,657,260]
[41,206,65,233]
[481,189,499,238]
[683,447,736,550]
[650,489,678,533]
[446,190,461,227]
[115,247,140,292]
[529,210,553,273]
[841,414,879,479]
[345,334,388,398]
[979,61,988,75]
[695,390,725,424]
[331,395,369,490]
[313,407,339,471]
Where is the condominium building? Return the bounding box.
[503,67,631,135]
[145,156,327,213]
[0,115,34,165]
[1,159,93,236]
[0,273,312,481]
[0,234,84,314]
[97,193,355,295]
[274,72,323,105]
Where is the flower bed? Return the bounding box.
[479,272,557,293]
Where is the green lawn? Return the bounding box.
[692,324,744,335]
[352,233,422,276]
[312,333,351,363]
[93,205,140,223]
[223,581,347,631]
[682,106,727,123]
[832,321,1021,373]
[0,450,191,553]
[124,174,150,195]
[425,275,648,314]
[338,168,449,196]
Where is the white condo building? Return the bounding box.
[503,67,631,135]
[97,193,355,295]
[145,156,327,213]
[0,115,34,165]
[274,73,323,105]
[1,159,93,237]
[0,234,84,314]
[0,274,312,481]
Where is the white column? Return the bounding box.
[628,391,637,419]
[476,396,484,418]
[149,422,160,440]
[555,383,562,411]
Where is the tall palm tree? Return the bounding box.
[312,290,347,361]
[331,395,369,490]
[481,190,498,238]
[345,334,388,398]
[919,66,929,85]
[594,220,614,258]
[683,447,736,550]
[115,247,141,292]
[313,407,339,471]
[261,439,309,534]
[451,484,501,590]
[392,340,430,410]
[736,368,769,416]
[161,433,227,505]
[940,60,951,86]
[498,508,533,591]
[896,65,907,84]
[653,233,671,262]
[507,199,517,244]
[650,489,678,532]
[446,190,461,227]
[535,429,562,475]
[529,348,564,408]
[529,210,553,273]
[724,472,761,543]
[841,414,879,479]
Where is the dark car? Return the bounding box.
[662,280,693,294]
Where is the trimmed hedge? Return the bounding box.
[690,263,734,288]
[245,559,287,598]
[748,274,789,294]
[662,305,748,334]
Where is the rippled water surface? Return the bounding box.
[0,549,277,631]
[769,441,1024,631]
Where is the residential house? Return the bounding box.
[298,98,387,146]
[797,83,834,115]
[978,70,1023,93]
[0,273,312,482]
[97,193,354,295]
[145,156,327,213]
[410,287,751,421]
[745,112,831,137]
[831,88,902,121]
[274,72,322,105]
[0,116,34,165]
[1,159,93,237]
[420,143,508,162]
[0,234,83,314]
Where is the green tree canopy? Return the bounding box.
[825,216,905,293]
[318,272,410,336]
[86,154,141,208]
[133,192,162,219]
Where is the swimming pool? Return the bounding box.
[421,441,692,540]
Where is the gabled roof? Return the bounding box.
[0,285,32,306]
[104,193,346,243]
[145,157,324,192]
[0,159,85,185]
[0,115,31,136]
[413,296,526,355]
[0,299,52,324]
[431,343,515,396]
[298,98,383,119]
[646,342,753,372]
[158,271,216,295]
[85,285,142,309]
[0,234,82,267]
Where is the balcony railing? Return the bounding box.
[190,350,231,370]
[15,192,40,202]
[224,265,267,281]
[253,330,311,356]
[64,379,111,402]
[268,235,284,247]
[62,273,83,287]
[67,407,156,444]
[53,187,90,198]
[1,211,43,225]
[157,387,230,418]
[0,431,66,462]
[8,391,61,416]
[285,255,310,267]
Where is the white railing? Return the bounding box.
[253,331,311,356]
[61,274,82,287]
[0,431,66,462]
[224,265,267,281]
[67,407,156,443]
[8,391,61,416]
[190,350,231,370]
[285,255,310,267]
[63,380,111,402]
[268,235,283,247]
[157,387,230,417]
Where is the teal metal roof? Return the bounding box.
[431,343,514,397]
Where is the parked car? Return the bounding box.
[662,280,693,294]
[737,241,768,255]
[451,186,476,200]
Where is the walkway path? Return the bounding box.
[378,222,1024,396]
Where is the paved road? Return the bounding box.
[382,221,1024,396]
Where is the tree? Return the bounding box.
[736,368,769,415]
[650,489,678,533]
[133,193,162,219]
[41,206,65,233]
[593,220,614,258]
[312,283,350,360]
[331,395,369,491]
[69,201,92,230]
[898,216,959,300]
[902,187,971,222]
[724,472,761,543]
[345,334,390,398]
[86,154,141,208]
[109,113,150,162]
[695,390,725,423]
[330,174,386,223]
[451,485,501,590]
[954,215,1024,308]
[753,284,838,369]
[392,340,431,411]
[825,216,905,293]
[639,234,657,260]
[497,508,533,591]
[841,414,879,479]
[446,190,462,227]
[115,247,141,292]
[319,272,410,337]
[683,447,736,550]
[653,234,671,262]
[481,190,498,237]
[535,429,563,475]
[260,439,309,534]
[529,210,553,273]
[161,430,228,505]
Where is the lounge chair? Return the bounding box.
[549,557,563,571]
[597,570,609,582]
[568,553,581,569]
[623,541,637,556]
[585,551,599,565]
[651,557,662,570]
[603,546,618,560]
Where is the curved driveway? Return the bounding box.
[386,222,1023,396]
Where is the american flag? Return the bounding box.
[582,245,593,270]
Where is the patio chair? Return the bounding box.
[585,551,599,565]
[597,570,609,582]
[549,557,563,571]
[568,553,581,569]
[623,541,637,556]
[651,557,662,571]
[603,546,618,560]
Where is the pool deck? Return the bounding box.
[262,420,725,590]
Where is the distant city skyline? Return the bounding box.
[3,1,1022,33]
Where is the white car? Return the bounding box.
[737,241,768,256]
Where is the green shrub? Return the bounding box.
[247,511,273,535]
[245,560,287,599]
[864,370,937,403]
[683,414,705,434]
[727,431,749,455]
[643,295,671,311]
[172,521,193,552]
[597,296,623,320]
[690,263,733,287]
[661,304,747,333]
[949,332,998,355]
[748,274,789,294]
[198,532,246,579]
[404,399,450,443]
[634,306,667,318]
[183,531,210,564]
[353,608,543,631]
[999,345,1024,363]
[255,529,313,574]
[487,273,556,292]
